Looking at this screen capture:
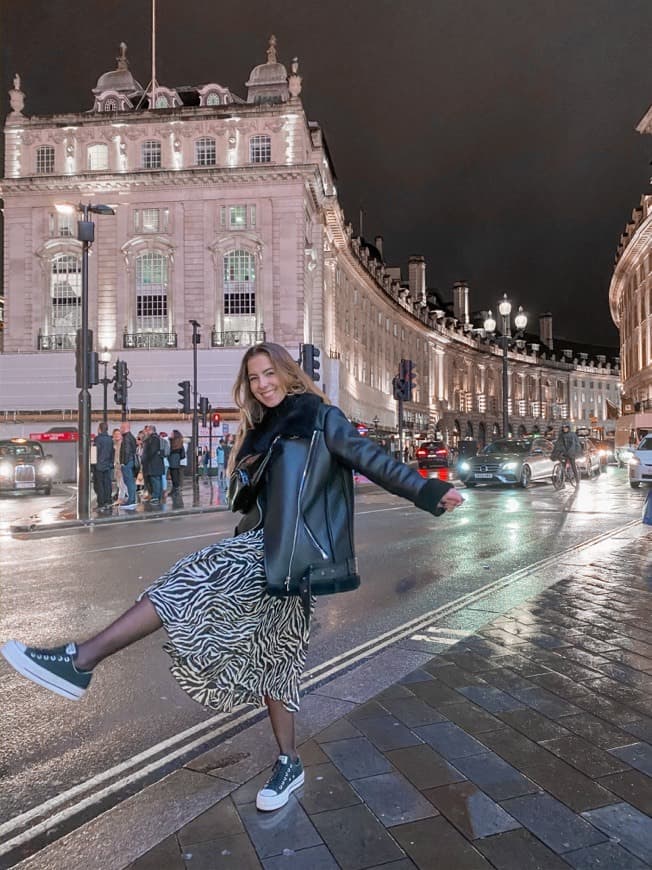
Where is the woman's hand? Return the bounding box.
[438,489,464,512]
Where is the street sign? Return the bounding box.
[222,423,230,435]
[356,423,368,436]
[29,431,79,442]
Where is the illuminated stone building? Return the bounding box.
[609,102,652,410]
[0,40,619,444]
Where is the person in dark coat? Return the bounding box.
[93,422,114,510]
[168,430,185,493]
[1,343,463,814]
[141,425,164,503]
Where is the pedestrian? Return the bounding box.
[1,342,462,813]
[216,439,226,481]
[202,446,210,476]
[223,436,233,474]
[93,422,113,511]
[168,430,185,493]
[141,425,164,504]
[136,431,147,500]
[119,422,138,509]
[159,431,171,499]
[552,423,582,484]
[112,428,128,504]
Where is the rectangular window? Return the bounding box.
[87,143,109,171]
[142,140,161,169]
[36,146,55,174]
[137,294,168,320]
[249,135,271,163]
[142,208,160,232]
[229,206,247,229]
[195,137,216,166]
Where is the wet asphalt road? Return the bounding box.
[0,467,646,833]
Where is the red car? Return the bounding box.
[416,440,450,469]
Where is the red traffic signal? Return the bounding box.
[211,412,221,425]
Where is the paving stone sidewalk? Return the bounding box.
[123,533,652,870]
[120,528,652,870]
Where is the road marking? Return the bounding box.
[0,517,640,858]
[427,627,470,636]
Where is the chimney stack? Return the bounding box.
[408,256,426,303]
[374,235,384,258]
[452,281,470,324]
[539,313,553,350]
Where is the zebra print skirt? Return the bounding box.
[141,528,310,713]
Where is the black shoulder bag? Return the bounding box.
[228,436,280,514]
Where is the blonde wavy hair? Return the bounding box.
[228,342,328,472]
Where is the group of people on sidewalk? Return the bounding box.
[92,422,185,511]
[200,436,234,481]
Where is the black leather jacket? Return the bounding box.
[249,403,453,597]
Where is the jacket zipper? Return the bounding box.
[286,430,319,591]
[304,522,329,560]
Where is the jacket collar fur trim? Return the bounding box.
[238,392,323,459]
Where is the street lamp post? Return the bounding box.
[484,294,527,438]
[189,319,201,489]
[57,202,115,520]
[99,348,112,425]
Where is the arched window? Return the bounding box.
[36,145,55,174]
[249,135,271,164]
[136,252,168,331]
[154,95,169,108]
[206,92,220,106]
[87,143,109,171]
[195,137,216,166]
[103,98,118,111]
[142,140,162,170]
[50,254,82,331]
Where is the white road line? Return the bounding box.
[0,517,639,856]
[426,627,470,636]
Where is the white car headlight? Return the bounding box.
[459,461,470,472]
[40,461,57,476]
[629,457,641,466]
[502,461,518,470]
[0,461,13,477]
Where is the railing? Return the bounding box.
[123,332,177,349]
[38,332,76,351]
[210,330,265,348]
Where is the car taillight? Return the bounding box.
[435,449,446,455]
[416,449,427,457]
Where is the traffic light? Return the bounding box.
[88,351,99,387]
[302,343,321,381]
[199,396,209,427]
[113,359,128,406]
[211,412,221,426]
[392,375,408,401]
[177,380,191,414]
[399,359,416,402]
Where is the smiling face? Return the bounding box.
[247,352,286,409]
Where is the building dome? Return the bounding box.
[245,35,289,104]
[93,43,143,95]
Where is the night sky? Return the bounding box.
[3,0,651,346]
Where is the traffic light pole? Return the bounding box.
[190,320,201,490]
[77,207,92,521]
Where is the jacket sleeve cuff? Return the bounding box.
[414,479,454,516]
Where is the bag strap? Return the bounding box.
[250,435,281,486]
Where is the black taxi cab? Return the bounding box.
[0,438,57,495]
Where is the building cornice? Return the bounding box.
[0,163,322,196]
[608,194,652,326]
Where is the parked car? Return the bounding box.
[575,437,602,478]
[458,438,557,488]
[0,438,57,495]
[416,440,450,469]
[628,434,652,488]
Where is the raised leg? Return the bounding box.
[75,595,162,671]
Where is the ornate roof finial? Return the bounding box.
[8,73,25,120]
[266,34,277,64]
[288,57,302,99]
[117,42,129,70]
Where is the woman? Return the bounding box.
[168,430,185,493]
[1,343,462,812]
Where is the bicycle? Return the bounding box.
[552,457,579,490]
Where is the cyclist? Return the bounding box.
[552,423,582,485]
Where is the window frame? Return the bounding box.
[195,137,217,166]
[141,140,162,170]
[249,135,271,164]
[36,145,55,174]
